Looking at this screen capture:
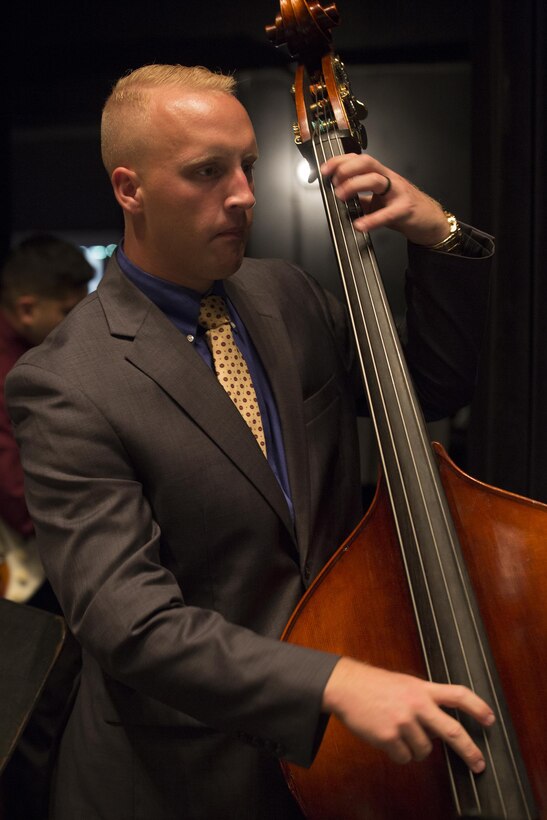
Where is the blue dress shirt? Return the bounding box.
[116,246,294,521]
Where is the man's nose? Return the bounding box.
[225,169,256,210]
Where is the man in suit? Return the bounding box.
[6,65,495,819]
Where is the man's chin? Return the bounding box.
[213,250,246,279]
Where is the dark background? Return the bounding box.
[3,0,546,500]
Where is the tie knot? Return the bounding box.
[199,295,231,331]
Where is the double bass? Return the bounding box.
[265,2,547,818]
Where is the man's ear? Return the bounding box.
[111,167,142,214]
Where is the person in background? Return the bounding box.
[6,66,495,820]
[0,233,92,820]
[0,233,92,605]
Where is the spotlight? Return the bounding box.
[296,158,318,186]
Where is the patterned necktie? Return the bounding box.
[198,294,267,458]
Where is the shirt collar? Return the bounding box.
[116,244,227,337]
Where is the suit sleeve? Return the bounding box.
[5,362,338,768]
[308,224,493,421]
[402,225,494,419]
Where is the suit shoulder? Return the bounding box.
[9,290,105,373]
[237,257,327,297]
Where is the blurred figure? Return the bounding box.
[0,233,92,604]
[0,233,92,820]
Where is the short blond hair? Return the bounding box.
[101,64,237,175]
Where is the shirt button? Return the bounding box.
[186,334,195,343]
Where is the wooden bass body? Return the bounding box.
[282,444,547,819]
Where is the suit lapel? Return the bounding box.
[98,260,295,540]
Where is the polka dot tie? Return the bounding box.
[198,295,267,458]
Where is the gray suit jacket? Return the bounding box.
[6,243,491,820]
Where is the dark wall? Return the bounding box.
[467,0,547,501]
[9,0,474,130]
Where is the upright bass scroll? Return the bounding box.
[265,1,546,818]
[266,0,368,169]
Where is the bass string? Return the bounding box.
[308,81,457,685]
[307,73,515,808]
[309,121,497,807]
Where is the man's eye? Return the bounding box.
[202,165,223,178]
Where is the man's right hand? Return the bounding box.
[322,656,495,772]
